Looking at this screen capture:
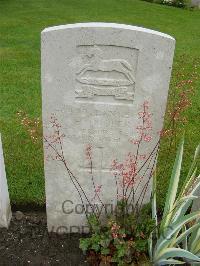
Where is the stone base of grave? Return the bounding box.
[0,206,12,228]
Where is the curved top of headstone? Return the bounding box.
[42,22,175,41]
[42,21,176,232]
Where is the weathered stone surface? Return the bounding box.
[191,0,200,8]
[0,134,12,228]
[42,23,175,232]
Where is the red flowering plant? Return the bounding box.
[110,101,158,210]
[14,99,185,265]
[16,56,199,265]
[79,101,158,265]
[16,101,158,265]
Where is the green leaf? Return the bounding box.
[101,247,110,255]
[161,138,184,232]
[154,211,200,259]
[158,248,200,263]
[152,170,158,227]
[148,232,153,261]
[176,223,200,246]
[91,243,100,252]
[100,237,111,248]
[157,258,185,265]
[194,144,200,160]
[176,224,200,247]
[172,195,198,223]
[150,143,200,266]
[178,143,200,199]
[79,238,91,252]
[189,225,200,255]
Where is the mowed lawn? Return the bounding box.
[0,0,199,206]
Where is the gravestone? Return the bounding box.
[0,134,12,228]
[42,23,175,233]
[191,0,200,8]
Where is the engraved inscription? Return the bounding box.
[60,104,134,173]
[62,104,133,146]
[80,145,110,174]
[75,45,139,102]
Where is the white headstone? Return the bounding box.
[0,134,12,228]
[191,0,200,8]
[42,23,175,233]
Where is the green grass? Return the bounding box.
[0,0,199,206]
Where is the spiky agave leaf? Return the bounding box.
[149,142,200,266]
[152,170,158,227]
[172,195,198,224]
[148,232,153,262]
[178,144,200,200]
[161,138,184,232]
[189,224,200,255]
[156,258,185,265]
[155,248,200,265]
[154,211,200,260]
[175,223,200,246]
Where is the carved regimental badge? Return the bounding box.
[75,45,138,102]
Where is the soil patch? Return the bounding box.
[0,211,89,266]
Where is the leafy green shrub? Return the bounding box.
[142,0,190,8]
[80,204,154,265]
[161,0,189,8]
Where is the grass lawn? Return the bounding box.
[0,0,199,207]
